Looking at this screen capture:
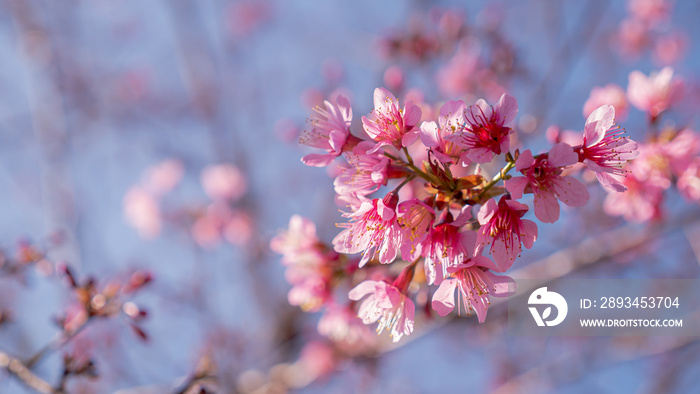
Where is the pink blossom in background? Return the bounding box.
[436,38,480,97]
[225,0,270,39]
[476,196,537,272]
[603,172,665,222]
[333,195,403,267]
[348,280,415,343]
[298,341,337,379]
[420,100,469,163]
[223,210,254,246]
[583,84,629,121]
[334,141,390,198]
[300,95,354,167]
[270,215,320,265]
[627,67,684,118]
[616,18,649,58]
[678,158,700,202]
[654,32,688,65]
[546,125,583,147]
[447,93,518,163]
[627,0,670,26]
[123,187,161,239]
[431,258,514,323]
[200,164,247,202]
[383,65,404,92]
[362,87,422,152]
[143,159,184,196]
[287,275,331,312]
[578,105,639,192]
[662,129,700,176]
[317,303,377,354]
[506,144,589,223]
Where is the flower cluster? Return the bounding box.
[124,161,254,248]
[274,87,638,343]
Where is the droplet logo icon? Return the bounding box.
[528,287,568,327]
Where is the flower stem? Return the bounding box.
[477,160,515,201]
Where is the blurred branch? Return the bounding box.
[0,350,61,394]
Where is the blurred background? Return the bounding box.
[0,0,698,392]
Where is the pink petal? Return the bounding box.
[595,171,628,192]
[348,280,379,301]
[552,177,590,207]
[419,121,440,148]
[521,220,538,249]
[439,100,467,130]
[431,279,457,316]
[374,87,396,113]
[515,149,535,172]
[301,153,336,167]
[484,271,516,296]
[403,101,422,128]
[472,255,500,272]
[490,236,517,272]
[401,129,419,147]
[584,105,615,147]
[533,189,560,223]
[467,147,495,163]
[477,199,497,225]
[495,93,518,125]
[505,176,529,200]
[547,143,578,167]
[473,98,493,120]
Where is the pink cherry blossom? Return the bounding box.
[420,207,474,285]
[476,196,537,272]
[270,215,320,263]
[628,0,670,26]
[627,68,683,118]
[317,303,377,353]
[603,172,664,222]
[348,280,415,343]
[420,100,470,164]
[201,164,247,202]
[431,258,514,323]
[143,159,184,196]
[505,144,590,223]
[436,38,480,97]
[446,93,518,163]
[583,84,629,121]
[333,195,403,267]
[300,95,354,167]
[123,187,161,239]
[678,158,700,203]
[361,87,422,152]
[654,32,687,66]
[334,141,389,198]
[578,105,639,192]
[396,199,435,261]
[288,275,331,312]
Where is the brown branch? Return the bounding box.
[0,350,62,394]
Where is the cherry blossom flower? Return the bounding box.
[627,68,683,118]
[420,207,473,285]
[505,144,590,223]
[143,159,184,196]
[396,199,435,261]
[678,158,700,203]
[476,196,538,272]
[288,275,331,312]
[334,141,389,198]
[362,87,422,152]
[300,95,354,167]
[654,32,687,66]
[420,100,470,164]
[446,93,518,163]
[333,194,403,267]
[270,215,320,263]
[627,0,670,26]
[201,164,247,202]
[348,279,415,343]
[577,105,639,192]
[431,258,514,322]
[123,187,161,239]
[583,84,629,121]
[604,172,665,222]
